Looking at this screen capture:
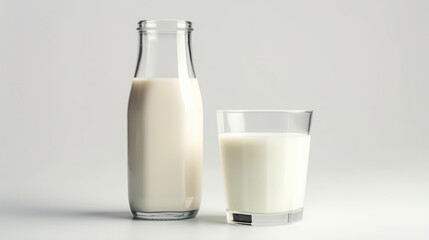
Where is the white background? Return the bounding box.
[1,0,428,239]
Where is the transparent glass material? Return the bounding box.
[134,19,195,78]
[217,110,313,226]
[128,20,202,220]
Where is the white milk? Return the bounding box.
[219,133,311,214]
[128,78,203,212]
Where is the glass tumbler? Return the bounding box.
[217,110,313,226]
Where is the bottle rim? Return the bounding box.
[137,19,193,31]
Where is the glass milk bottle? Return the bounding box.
[128,20,203,220]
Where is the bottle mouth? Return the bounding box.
[137,19,193,31]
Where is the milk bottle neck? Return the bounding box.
[134,20,196,79]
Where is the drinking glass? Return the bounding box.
[217,110,313,226]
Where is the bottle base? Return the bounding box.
[226,208,303,226]
[132,209,199,221]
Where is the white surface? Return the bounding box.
[1,0,428,239]
[0,154,428,240]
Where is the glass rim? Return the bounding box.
[217,110,313,114]
[137,19,193,31]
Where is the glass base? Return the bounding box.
[226,208,303,226]
[132,210,198,220]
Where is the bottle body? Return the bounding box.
[128,20,202,220]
